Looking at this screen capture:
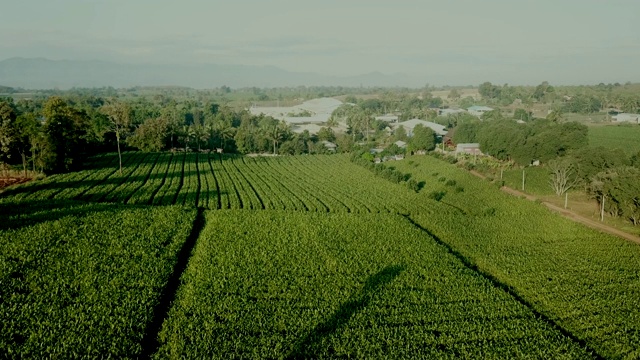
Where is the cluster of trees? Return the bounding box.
[0,94,355,174]
[590,166,640,225]
[553,147,640,225]
[342,90,443,121]
[449,109,640,225]
[452,118,589,165]
[0,97,94,174]
[476,81,640,114]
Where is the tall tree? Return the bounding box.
[14,113,40,176]
[42,97,90,173]
[128,116,169,152]
[548,158,579,196]
[0,100,16,163]
[101,100,131,174]
[408,124,436,152]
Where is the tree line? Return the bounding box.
[450,111,640,226]
[476,81,640,114]
[0,95,353,175]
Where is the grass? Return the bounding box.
[588,124,640,154]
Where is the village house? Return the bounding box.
[467,105,494,117]
[612,113,640,123]
[392,119,448,137]
[456,143,482,155]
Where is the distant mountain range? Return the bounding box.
[0,57,426,90]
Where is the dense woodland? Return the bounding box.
[1,82,639,224]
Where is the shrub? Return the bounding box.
[428,190,446,201]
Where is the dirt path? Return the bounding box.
[500,186,640,245]
[469,169,640,244]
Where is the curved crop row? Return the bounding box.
[152,152,185,206]
[127,152,174,205]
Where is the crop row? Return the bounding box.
[392,155,640,359]
[154,211,592,359]
[4,153,417,213]
[0,200,196,358]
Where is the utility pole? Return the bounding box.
[522,169,525,191]
[600,195,605,222]
[564,192,568,209]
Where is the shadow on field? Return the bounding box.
[286,265,405,359]
[0,199,134,232]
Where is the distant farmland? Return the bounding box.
[588,124,640,154]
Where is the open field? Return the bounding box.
[2,152,640,358]
[156,211,591,359]
[0,201,195,358]
[431,88,480,101]
[588,124,640,154]
[392,156,640,359]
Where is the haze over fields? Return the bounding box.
[1,0,639,88]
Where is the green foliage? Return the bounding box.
[478,82,502,100]
[7,152,417,215]
[513,108,532,121]
[0,200,195,358]
[393,125,408,141]
[476,119,588,165]
[316,126,336,142]
[451,121,480,144]
[588,125,640,155]
[562,94,602,114]
[0,100,17,160]
[532,81,555,102]
[408,124,436,152]
[155,211,589,359]
[501,166,550,196]
[128,117,170,151]
[428,190,446,201]
[42,97,92,173]
[589,166,640,225]
[569,146,629,182]
[392,155,640,358]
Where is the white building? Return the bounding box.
[375,114,399,122]
[392,119,448,137]
[394,140,407,149]
[467,106,494,117]
[250,97,343,125]
[612,113,640,123]
[456,143,482,155]
[439,108,466,116]
[322,141,337,152]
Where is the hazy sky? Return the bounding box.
[1,0,639,85]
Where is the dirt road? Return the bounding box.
[469,170,640,245]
